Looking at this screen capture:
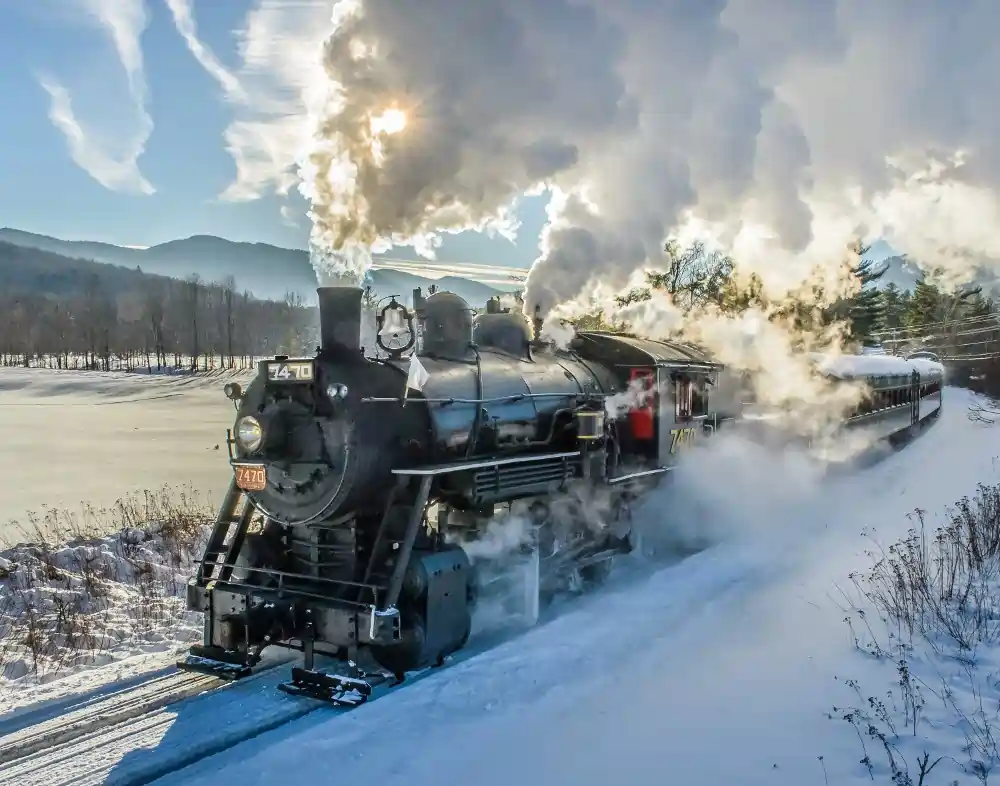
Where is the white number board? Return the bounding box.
[267,361,314,382]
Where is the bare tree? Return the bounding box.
[183,274,202,371]
[220,275,236,369]
[0,270,316,374]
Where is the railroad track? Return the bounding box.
[0,656,310,786]
[0,628,529,786]
[0,670,222,767]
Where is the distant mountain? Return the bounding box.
[869,253,1000,297]
[0,240,176,298]
[0,228,506,307]
[872,255,922,292]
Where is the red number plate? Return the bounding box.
[234,463,266,491]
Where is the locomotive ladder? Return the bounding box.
[177,478,260,681]
[198,476,256,585]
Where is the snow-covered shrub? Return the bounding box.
[834,483,1000,784]
[0,485,215,689]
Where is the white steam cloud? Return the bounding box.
[212,0,1000,337]
[38,0,154,195]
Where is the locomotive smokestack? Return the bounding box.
[317,286,363,355]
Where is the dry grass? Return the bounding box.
[831,484,1000,784]
[854,484,1000,655]
[0,485,215,685]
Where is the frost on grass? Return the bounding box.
[0,486,214,698]
[834,482,1000,785]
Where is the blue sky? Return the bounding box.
[0,1,549,268]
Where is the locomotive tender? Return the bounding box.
[178,285,945,705]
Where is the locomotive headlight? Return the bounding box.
[235,415,264,453]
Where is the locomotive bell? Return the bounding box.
[379,301,407,335]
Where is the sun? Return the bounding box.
[371,108,407,136]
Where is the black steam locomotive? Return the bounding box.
[178,285,733,703]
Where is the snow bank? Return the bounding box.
[830,480,1000,784]
[0,490,214,714]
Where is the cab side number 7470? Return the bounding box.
[669,427,697,454]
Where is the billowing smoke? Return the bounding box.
[522,0,1000,313]
[296,0,632,284]
[222,1,1000,404]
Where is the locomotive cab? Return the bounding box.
[570,332,724,468]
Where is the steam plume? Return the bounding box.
[223,1,1000,325]
[525,0,1000,313]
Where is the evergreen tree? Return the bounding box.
[876,283,906,331]
[849,287,883,342]
[824,241,887,341]
[965,292,996,318]
[904,278,941,328]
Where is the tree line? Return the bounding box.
[3,234,997,376]
[563,240,998,360]
[0,273,317,373]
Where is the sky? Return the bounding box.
[0,1,549,268]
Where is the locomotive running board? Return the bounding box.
[277,666,398,707]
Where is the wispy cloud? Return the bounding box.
[39,0,155,194]
[165,0,332,203]
[165,0,330,207]
[369,257,529,284]
[162,0,246,102]
[280,203,299,227]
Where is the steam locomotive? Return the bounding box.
[178,285,945,705]
[178,285,737,703]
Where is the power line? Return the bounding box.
[870,312,1000,339]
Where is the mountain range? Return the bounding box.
[871,254,922,292]
[0,228,510,307]
[0,226,936,312]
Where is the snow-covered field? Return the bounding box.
[1,381,997,785]
[0,367,240,544]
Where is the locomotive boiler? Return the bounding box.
[178,285,731,704]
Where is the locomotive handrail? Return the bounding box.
[607,466,674,484]
[611,361,720,372]
[361,393,597,404]
[391,450,582,476]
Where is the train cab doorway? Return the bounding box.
[667,374,711,458]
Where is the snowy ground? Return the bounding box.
[2,384,995,785]
[142,387,997,786]
[0,367,240,544]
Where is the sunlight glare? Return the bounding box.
[371,108,407,136]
